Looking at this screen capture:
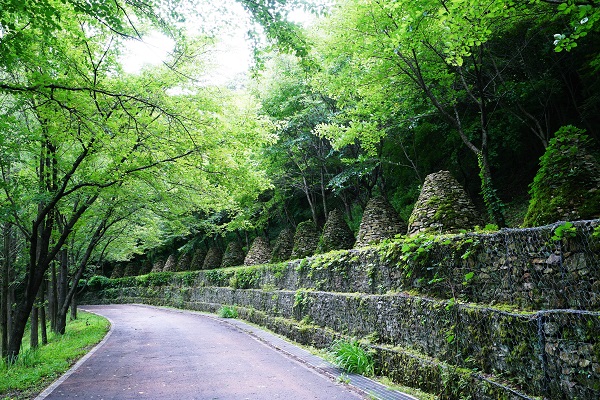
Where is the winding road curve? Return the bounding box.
[37,304,365,400]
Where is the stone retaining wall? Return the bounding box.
[144,220,599,311]
[83,219,600,400]
[84,285,599,399]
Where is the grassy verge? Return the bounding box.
[0,311,110,400]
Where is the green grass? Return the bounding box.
[0,311,110,400]
[330,339,375,377]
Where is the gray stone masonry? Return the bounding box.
[244,237,271,266]
[271,228,295,262]
[221,241,245,268]
[355,197,406,247]
[407,170,483,235]
[176,253,191,271]
[317,209,355,253]
[189,248,207,271]
[162,254,177,272]
[202,246,222,270]
[150,258,165,273]
[291,221,320,259]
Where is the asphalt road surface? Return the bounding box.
[39,304,365,400]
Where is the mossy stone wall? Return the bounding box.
[202,246,222,270]
[84,285,599,399]
[244,237,271,266]
[271,228,295,262]
[291,220,320,259]
[83,219,600,400]
[317,209,355,253]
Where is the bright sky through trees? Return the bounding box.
[120,3,315,83]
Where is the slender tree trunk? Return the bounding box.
[30,307,39,349]
[1,223,11,358]
[55,249,69,334]
[49,261,57,332]
[39,280,47,345]
[7,276,14,349]
[301,175,318,226]
[320,166,328,219]
[70,295,77,320]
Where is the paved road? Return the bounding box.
[39,304,364,400]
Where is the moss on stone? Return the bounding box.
[244,237,271,266]
[221,241,245,268]
[291,220,320,259]
[271,228,295,262]
[408,171,482,235]
[316,209,355,254]
[524,126,600,226]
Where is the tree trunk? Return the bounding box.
[478,151,506,228]
[49,261,57,331]
[301,175,318,226]
[320,166,328,219]
[1,223,11,358]
[70,295,77,321]
[30,307,39,349]
[39,280,47,345]
[55,250,69,334]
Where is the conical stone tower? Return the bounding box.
[317,209,355,253]
[271,228,295,263]
[291,220,320,259]
[151,258,165,273]
[355,197,406,248]
[221,241,246,268]
[407,170,482,235]
[190,248,207,271]
[162,254,177,272]
[244,237,272,266]
[176,253,191,271]
[110,263,125,279]
[202,246,222,270]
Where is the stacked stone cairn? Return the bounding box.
[189,248,207,271]
[221,241,246,268]
[407,170,483,235]
[244,237,272,266]
[355,197,407,247]
[123,263,139,277]
[271,228,295,262]
[291,220,320,259]
[176,252,191,271]
[524,126,600,226]
[151,258,165,273]
[202,246,222,270]
[162,254,177,272]
[138,259,153,275]
[110,263,125,279]
[317,209,355,253]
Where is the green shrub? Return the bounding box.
[87,275,110,291]
[205,269,234,286]
[0,312,109,397]
[330,339,374,376]
[231,267,260,289]
[218,305,238,318]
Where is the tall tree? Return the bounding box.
[0,3,274,361]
